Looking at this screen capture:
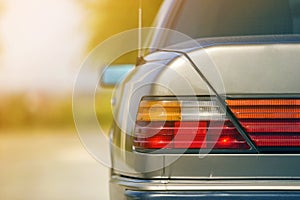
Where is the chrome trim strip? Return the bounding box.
[111,175,300,191]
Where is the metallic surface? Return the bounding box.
[109,0,300,198]
[125,191,300,200]
[110,42,300,198]
[112,175,300,191]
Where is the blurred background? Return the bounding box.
[0,0,162,199]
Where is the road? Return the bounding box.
[0,129,109,200]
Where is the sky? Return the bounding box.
[0,0,87,94]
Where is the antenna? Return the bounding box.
[136,0,146,65]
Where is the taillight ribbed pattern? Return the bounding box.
[227,99,300,150]
[134,121,250,150]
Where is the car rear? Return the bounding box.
[109,0,300,199]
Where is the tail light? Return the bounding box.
[227,99,300,151]
[133,97,251,152]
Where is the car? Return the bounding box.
[103,0,300,199]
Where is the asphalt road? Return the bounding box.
[0,129,109,200]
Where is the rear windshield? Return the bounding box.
[171,0,300,39]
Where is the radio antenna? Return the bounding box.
[136,0,146,65]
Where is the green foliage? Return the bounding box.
[0,91,114,131]
[0,94,74,130]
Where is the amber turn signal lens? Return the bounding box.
[136,100,181,121]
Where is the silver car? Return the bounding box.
[104,0,300,199]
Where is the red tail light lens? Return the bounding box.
[227,99,300,151]
[134,98,250,152]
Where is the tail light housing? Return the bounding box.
[134,97,300,153]
[133,97,251,153]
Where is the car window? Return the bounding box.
[169,0,300,39]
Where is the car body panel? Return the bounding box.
[111,38,300,180]
[109,0,300,198]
